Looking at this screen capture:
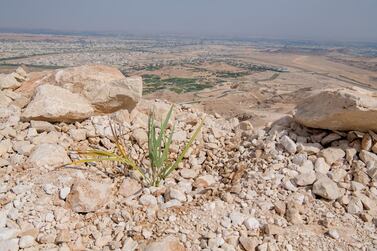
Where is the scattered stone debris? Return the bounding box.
[0,67,376,250]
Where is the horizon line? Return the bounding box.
[0,27,377,45]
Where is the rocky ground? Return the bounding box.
[1,66,377,251]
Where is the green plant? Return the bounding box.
[147,106,203,186]
[69,105,203,186]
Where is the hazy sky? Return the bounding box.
[1,0,376,42]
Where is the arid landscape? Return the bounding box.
[1,31,377,251]
[1,33,377,127]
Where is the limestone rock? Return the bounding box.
[295,171,316,186]
[263,224,283,235]
[30,120,56,132]
[347,197,363,214]
[22,84,94,122]
[314,157,330,174]
[68,128,87,141]
[239,236,259,251]
[301,143,322,154]
[243,217,260,230]
[193,175,216,188]
[13,67,28,82]
[0,228,18,241]
[318,147,345,165]
[229,211,246,226]
[20,65,142,114]
[132,128,148,146]
[361,133,372,151]
[172,131,187,143]
[280,135,297,154]
[367,167,377,179]
[372,142,377,154]
[145,236,185,251]
[0,105,21,130]
[321,133,342,145]
[122,238,138,251]
[360,150,377,164]
[0,74,20,90]
[0,91,12,108]
[66,179,112,213]
[28,144,70,169]
[0,139,12,157]
[19,235,35,248]
[59,187,71,200]
[312,176,342,200]
[0,238,19,251]
[139,195,157,207]
[294,88,377,131]
[57,65,142,112]
[13,141,34,156]
[167,187,186,202]
[180,168,198,179]
[346,148,357,163]
[118,178,141,197]
[327,229,340,240]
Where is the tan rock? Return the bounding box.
[132,128,148,146]
[28,143,70,169]
[0,139,12,157]
[13,67,28,82]
[239,236,259,251]
[22,84,94,122]
[118,178,141,197]
[294,88,377,131]
[0,105,21,130]
[193,175,216,188]
[361,133,372,151]
[68,129,87,141]
[30,120,56,132]
[0,91,12,108]
[301,143,322,154]
[145,236,185,251]
[295,171,316,186]
[280,135,297,154]
[19,65,142,114]
[172,131,187,143]
[273,201,286,216]
[321,133,342,145]
[372,142,377,154]
[314,157,330,174]
[313,175,342,200]
[0,73,20,90]
[264,224,283,235]
[360,150,377,164]
[346,148,357,163]
[66,179,112,213]
[318,147,345,165]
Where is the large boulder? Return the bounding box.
[18,65,142,116]
[22,84,94,122]
[294,88,377,131]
